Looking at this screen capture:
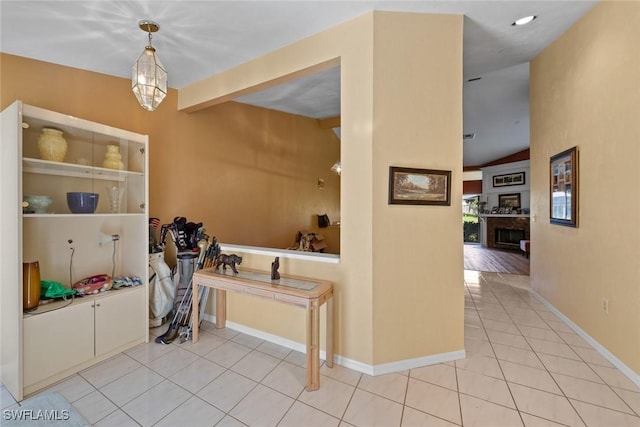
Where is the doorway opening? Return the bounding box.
[463,195,480,243]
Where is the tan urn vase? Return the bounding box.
[102,145,124,170]
[37,128,67,162]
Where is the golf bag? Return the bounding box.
[155,216,218,344]
[148,251,174,327]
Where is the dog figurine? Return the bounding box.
[214,253,242,274]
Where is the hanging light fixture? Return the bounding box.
[132,20,167,111]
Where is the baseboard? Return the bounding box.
[201,314,466,376]
[366,350,466,376]
[530,290,640,388]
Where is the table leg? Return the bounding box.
[326,294,334,368]
[306,299,320,391]
[215,288,227,329]
[192,279,200,343]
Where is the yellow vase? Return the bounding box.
[102,145,124,170]
[37,128,67,162]
[22,261,41,311]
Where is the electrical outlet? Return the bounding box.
[602,298,609,314]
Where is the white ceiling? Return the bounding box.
[0,1,597,166]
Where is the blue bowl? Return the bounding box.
[67,192,99,214]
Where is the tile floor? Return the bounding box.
[3,271,640,426]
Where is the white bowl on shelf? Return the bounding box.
[23,195,52,213]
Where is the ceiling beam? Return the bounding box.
[318,116,341,129]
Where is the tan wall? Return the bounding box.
[181,11,464,366]
[0,54,340,255]
[3,9,464,368]
[530,1,640,375]
[371,12,464,363]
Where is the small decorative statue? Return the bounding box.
[214,253,242,274]
[271,257,280,280]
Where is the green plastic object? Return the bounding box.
[40,280,75,298]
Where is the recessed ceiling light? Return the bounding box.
[512,15,537,26]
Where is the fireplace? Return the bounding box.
[495,228,525,249]
[484,216,530,250]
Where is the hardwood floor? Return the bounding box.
[464,243,529,275]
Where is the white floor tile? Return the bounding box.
[508,383,585,426]
[589,364,640,392]
[410,363,458,391]
[72,390,118,425]
[279,401,340,427]
[79,354,141,388]
[169,357,226,393]
[519,412,567,426]
[262,361,307,398]
[155,395,225,427]
[526,338,580,360]
[147,346,201,377]
[570,399,640,427]
[401,406,459,426]
[613,386,640,416]
[230,349,280,382]
[499,360,562,395]
[197,370,257,412]
[459,393,523,427]
[298,375,355,418]
[456,355,504,379]
[230,384,293,427]
[320,363,362,386]
[177,331,229,356]
[457,368,515,408]
[99,365,164,407]
[94,409,139,427]
[121,380,191,425]
[405,378,461,425]
[558,373,635,415]
[44,374,95,403]
[357,372,408,403]
[536,353,603,383]
[255,340,292,359]
[203,340,253,368]
[231,333,265,349]
[125,340,177,365]
[343,389,403,427]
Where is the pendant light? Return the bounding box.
[132,20,167,111]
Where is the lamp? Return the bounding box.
[330,161,341,175]
[132,20,167,111]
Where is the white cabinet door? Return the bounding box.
[95,287,146,357]
[23,301,94,387]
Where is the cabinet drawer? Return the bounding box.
[23,302,94,387]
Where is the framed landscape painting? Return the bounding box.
[389,166,451,206]
[550,146,578,227]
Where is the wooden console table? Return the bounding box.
[192,267,333,391]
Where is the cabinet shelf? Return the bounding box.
[23,157,144,181]
[23,213,145,218]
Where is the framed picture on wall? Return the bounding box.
[493,171,525,187]
[498,193,521,209]
[388,166,451,206]
[550,146,578,227]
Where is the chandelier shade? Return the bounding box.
[132,21,167,111]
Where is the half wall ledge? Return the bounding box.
[219,243,340,264]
